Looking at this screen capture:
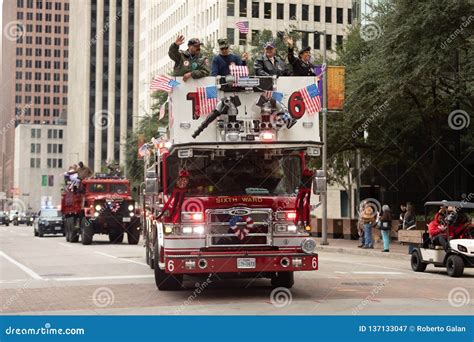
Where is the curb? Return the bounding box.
[316,245,410,261]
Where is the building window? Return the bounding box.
[289,4,296,19]
[313,35,320,50]
[348,9,352,24]
[239,0,247,17]
[302,4,309,21]
[58,159,63,168]
[337,35,343,47]
[30,158,35,168]
[227,28,235,44]
[239,32,246,45]
[277,3,284,19]
[227,0,235,16]
[58,130,63,139]
[251,30,260,45]
[264,3,271,19]
[325,7,332,23]
[252,1,259,18]
[337,8,343,24]
[47,158,52,168]
[58,144,63,153]
[326,34,332,50]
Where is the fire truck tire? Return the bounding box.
[154,243,183,291]
[145,234,154,269]
[65,218,71,242]
[109,230,124,243]
[34,229,38,236]
[127,227,140,245]
[70,218,80,243]
[271,271,294,289]
[81,218,93,245]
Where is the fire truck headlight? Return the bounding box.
[287,225,297,232]
[182,226,193,234]
[130,212,135,217]
[128,204,134,211]
[94,212,99,217]
[193,226,205,235]
[301,238,316,254]
[95,204,101,211]
[164,225,174,234]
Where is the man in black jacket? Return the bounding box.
[253,42,291,77]
[286,37,316,76]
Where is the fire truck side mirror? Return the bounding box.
[145,170,159,195]
[313,170,327,194]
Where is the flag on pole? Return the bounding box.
[41,175,47,187]
[195,85,218,116]
[229,65,249,78]
[264,91,284,102]
[48,175,54,187]
[299,83,322,114]
[235,20,249,34]
[150,75,180,92]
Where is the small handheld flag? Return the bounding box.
[150,75,180,92]
[299,83,322,115]
[235,20,249,34]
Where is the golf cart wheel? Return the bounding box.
[446,255,464,277]
[411,250,427,272]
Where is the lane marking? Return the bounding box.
[0,251,43,280]
[58,242,72,248]
[352,271,403,275]
[0,279,30,284]
[94,251,148,267]
[54,275,154,282]
[323,257,408,272]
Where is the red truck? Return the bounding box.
[61,174,140,245]
[141,76,326,290]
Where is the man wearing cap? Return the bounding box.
[211,38,249,76]
[286,37,316,76]
[253,41,291,77]
[168,35,210,81]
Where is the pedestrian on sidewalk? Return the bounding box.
[357,201,366,248]
[378,204,392,252]
[360,202,376,249]
[403,202,416,230]
[397,203,407,231]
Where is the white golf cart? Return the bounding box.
[410,201,474,277]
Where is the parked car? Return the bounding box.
[34,208,64,237]
[0,211,10,226]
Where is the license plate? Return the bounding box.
[237,258,256,269]
[122,217,131,222]
[55,226,62,231]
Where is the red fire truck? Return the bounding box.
[61,174,140,245]
[141,76,326,290]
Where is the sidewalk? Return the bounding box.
[312,237,410,261]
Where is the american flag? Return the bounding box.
[150,75,180,92]
[138,144,150,157]
[229,64,249,78]
[264,91,284,102]
[235,20,249,34]
[195,85,218,116]
[299,83,322,115]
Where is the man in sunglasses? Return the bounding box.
[168,35,210,82]
[211,38,249,76]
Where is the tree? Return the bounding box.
[333,0,473,202]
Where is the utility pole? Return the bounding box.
[293,29,329,245]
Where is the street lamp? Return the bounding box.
[293,29,329,245]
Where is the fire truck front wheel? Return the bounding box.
[271,271,294,289]
[154,243,183,291]
[109,229,124,243]
[81,218,93,245]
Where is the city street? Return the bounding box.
[1,224,472,315]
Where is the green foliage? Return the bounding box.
[331,0,473,197]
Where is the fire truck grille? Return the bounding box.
[206,208,272,247]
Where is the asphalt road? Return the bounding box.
[0,224,472,315]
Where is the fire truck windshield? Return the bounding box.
[167,151,302,196]
[88,183,107,192]
[110,183,129,194]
